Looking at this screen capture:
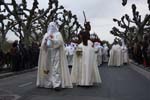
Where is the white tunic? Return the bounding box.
[71,40,102,86]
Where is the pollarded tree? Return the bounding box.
[111,2,150,46]
[58,9,82,42]
[30,0,64,42]
[1,0,64,45]
[36,5,82,43]
[131,4,150,41]
[110,14,135,45]
[0,1,16,48]
[122,0,150,10]
[1,0,82,45]
[0,13,12,44]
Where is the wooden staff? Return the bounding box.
[83,11,87,24]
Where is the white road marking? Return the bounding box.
[0,95,21,100]
[18,82,33,88]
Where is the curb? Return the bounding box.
[129,63,150,80]
[0,67,37,79]
[130,60,150,72]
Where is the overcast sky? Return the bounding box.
[7,0,149,43]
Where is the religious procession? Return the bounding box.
[36,20,132,90]
[0,0,150,100]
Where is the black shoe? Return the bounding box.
[54,87,61,91]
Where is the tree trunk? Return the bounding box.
[23,30,30,46]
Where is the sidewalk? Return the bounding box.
[0,67,37,79]
[129,60,150,80]
[130,60,150,71]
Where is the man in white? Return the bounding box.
[36,22,72,89]
[108,42,123,67]
[71,32,102,86]
[103,44,109,63]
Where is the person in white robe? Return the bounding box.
[71,32,102,86]
[121,41,129,64]
[121,45,128,64]
[103,44,109,63]
[66,44,75,67]
[108,43,123,67]
[94,42,103,66]
[71,42,78,49]
[64,43,69,56]
[36,22,72,89]
[64,44,70,65]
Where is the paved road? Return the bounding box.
[0,64,150,100]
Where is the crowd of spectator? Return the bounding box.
[0,40,39,72]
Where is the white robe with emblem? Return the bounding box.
[71,40,102,86]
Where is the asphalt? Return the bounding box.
[0,63,150,100]
[0,67,37,79]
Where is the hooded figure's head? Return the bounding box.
[41,22,59,46]
[47,22,59,34]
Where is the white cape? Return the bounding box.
[36,32,72,88]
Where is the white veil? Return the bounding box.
[41,22,59,46]
[47,22,58,34]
